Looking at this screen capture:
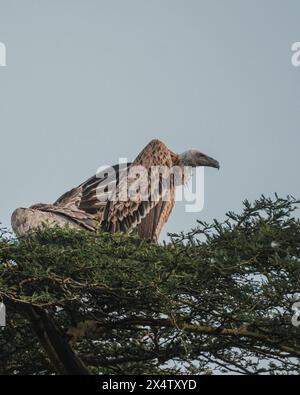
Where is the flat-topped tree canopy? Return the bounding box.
[1,195,300,375]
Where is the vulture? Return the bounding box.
[11,139,219,242]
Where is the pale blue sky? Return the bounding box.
[0,0,300,240]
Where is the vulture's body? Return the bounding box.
[11,139,219,242]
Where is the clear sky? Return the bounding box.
[0,0,300,240]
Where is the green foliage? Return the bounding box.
[0,195,300,374]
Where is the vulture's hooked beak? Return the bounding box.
[200,154,220,170]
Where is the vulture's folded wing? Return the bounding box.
[54,163,131,221]
[136,193,175,242]
[101,139,176,241]
[32,204,98,231]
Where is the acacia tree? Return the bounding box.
[0,195,299,375]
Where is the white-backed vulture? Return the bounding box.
[11,139,219,242]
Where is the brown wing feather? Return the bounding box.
[31,204,97,231]
[54,163,130,222]
[48,140,178,240]
[54,186,83,209]
[101,139,177,241]
[137,190,175,242]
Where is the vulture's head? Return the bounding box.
[179,149,220,169]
